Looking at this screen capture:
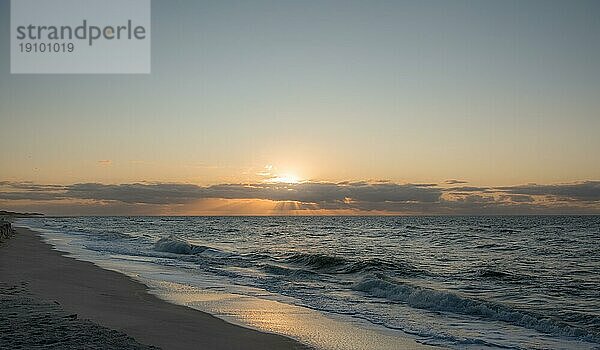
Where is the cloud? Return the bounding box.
[1,180,599,215]
[0,180,441,210]
[445,179,468,184]
[62,181,443,206]
[97,160,112,166]
[0,191,66,201]
[0,182,67,201]
[65,183,205,204]
[0,181,65,191]
[444,186,490,192]
[496,181,600,202]
[256,164,273,177]
[499,194,535,203]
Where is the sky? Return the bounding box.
[1,0,599,215]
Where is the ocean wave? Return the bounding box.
[153,235,208,255]
[286,253,346,270]
[258,263,318,279]
[475,268,514,280]
[90,230,132,241]
[352,277,598,342]
[496,228,521,234]
[284,252,420,275]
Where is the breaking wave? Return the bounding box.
[154,235,208,255]
[283,252,421,275]
[352,276,599,342]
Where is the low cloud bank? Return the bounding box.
[1,180,598,215]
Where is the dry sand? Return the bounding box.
[0,228,308,350]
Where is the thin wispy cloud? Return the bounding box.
[445,179,468,185]
[444,186,490,192]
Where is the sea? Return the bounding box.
[18,216,600,350]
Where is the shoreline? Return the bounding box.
[0,227,307,350]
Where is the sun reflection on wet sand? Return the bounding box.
[153,281,433,350]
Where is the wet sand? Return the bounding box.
[0,227,307,350]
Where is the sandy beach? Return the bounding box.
[0,227,307,350]
[2,1,598,348]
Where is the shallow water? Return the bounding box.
[19,216,600,349]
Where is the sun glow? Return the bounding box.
[269,174,301,184]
